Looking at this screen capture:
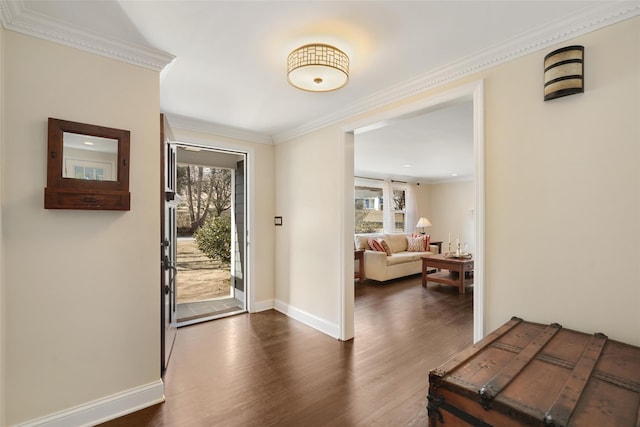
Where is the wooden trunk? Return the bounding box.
[428,317,640,426]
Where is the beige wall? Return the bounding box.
[275,126,344,333]
[0,21,5,427]
[275,17,640,346]
[3,31,161,424]
[415,184,431,221]
[169,127,276,306]
[428,181,475,253]
[483,17,639,344]
[414,183,431,230]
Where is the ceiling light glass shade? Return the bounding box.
[287,44,349,92]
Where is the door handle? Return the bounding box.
[163,256,178,277]
[163,256,177,271]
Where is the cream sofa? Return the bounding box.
[355,233,439,282]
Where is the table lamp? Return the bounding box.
[416,217,432,234]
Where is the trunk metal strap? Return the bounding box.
[479,323,562,404]
[543,333,608,427]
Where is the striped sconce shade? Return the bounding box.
[544,45,584,101]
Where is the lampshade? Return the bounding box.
[416,217,432,228]
[544,45,584,101]
[287,44,349,92]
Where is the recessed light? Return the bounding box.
[83,141,94,146]
[451,173,458,177]
[403,164,412,168]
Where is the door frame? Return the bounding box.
[166,136,256,314]
[160,114,177,374]
[339,79,486,342]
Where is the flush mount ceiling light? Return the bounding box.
[287,44,349,92]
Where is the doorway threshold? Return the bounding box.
[177,297,244,326]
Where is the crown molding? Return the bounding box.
[166,114,274,145]
[0,0,174,71]
[1,0,637,141]
[272,1,640,143]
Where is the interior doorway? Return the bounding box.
[341,80,486,342]
[170,144,248,327]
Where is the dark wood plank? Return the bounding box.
[98,276,473,426]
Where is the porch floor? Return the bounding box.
[177,297,244,323]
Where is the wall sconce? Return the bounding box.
[544,45,584,101]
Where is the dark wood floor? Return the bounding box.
[99,276,473,426]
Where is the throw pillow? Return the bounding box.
[407,236,426,252]
[378,239,393,256]
[411,233,431,251]
[368,237,385,253]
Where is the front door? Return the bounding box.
[233,159,246,304]
[161,115,178,373]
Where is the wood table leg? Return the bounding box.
[354,250,365,282]
[422,258,427,287]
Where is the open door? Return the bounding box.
[161,114,178,373]
[233,159,246,305]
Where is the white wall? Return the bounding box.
[275,16,640,346]
[64,147,117,181]
[3,31,161,425]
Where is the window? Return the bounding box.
[392,188,406,233]
[73,165,105,180]
[354,181,407,233]
[355,186,383,233]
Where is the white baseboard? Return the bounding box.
[252,298,274,312]
[273,299,340,339]
[16,380,165,427]
[248,298,340,338]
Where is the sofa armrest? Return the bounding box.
[428,244,440,254]
[363,250,388,279]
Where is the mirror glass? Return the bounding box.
[62,132,118,181]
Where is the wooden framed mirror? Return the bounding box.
[44,118,130,210]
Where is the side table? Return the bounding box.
[354,249,365,282]
[430,241,443,254]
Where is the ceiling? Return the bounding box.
[355,99,474,183]
[2,1,636,182]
